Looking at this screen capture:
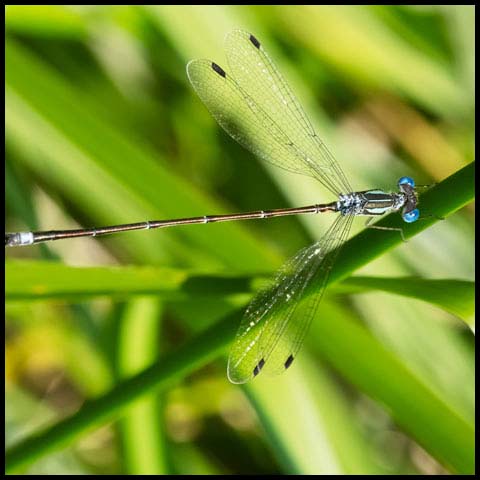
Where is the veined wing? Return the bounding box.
[186,31,351,196]
[227,213,353,384]
[187,59,322,187]
[225,29,352,196]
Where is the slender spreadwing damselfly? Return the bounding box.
[5,30,422,384]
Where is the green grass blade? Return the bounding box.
[6,385,88,474]
[117,298,169,474]
[4,309,240,474]
[6,5,87,38]
[338,276,474,325]
[5,260,194,301]
[6,259,474,327]
[308,303,474,474]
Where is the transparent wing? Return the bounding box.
[261,214,353,378]
[186,31,351,195]
[187,30,354,384]
[187,59,323,188]
[225,29,352,195]
[227,213,353,384]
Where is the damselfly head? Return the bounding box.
[397,177,419,223]
[402,208,420,223]
[397,176,415,188]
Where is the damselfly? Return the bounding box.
[5,30,421,384]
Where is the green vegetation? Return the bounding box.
[5,5,474,475]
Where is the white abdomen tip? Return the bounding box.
[19,232,34,245]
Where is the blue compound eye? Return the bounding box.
[402,208,419,223]
[398,176,415,187]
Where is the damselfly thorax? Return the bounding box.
[337,177,419,219]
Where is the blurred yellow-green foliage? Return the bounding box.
[5,5,474,475]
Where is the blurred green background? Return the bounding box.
[5,5,474,475]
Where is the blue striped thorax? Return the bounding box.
[337,177,419,222]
